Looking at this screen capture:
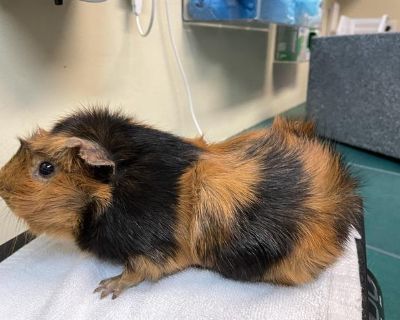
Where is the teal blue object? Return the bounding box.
[188,0,257,20]
[187,0,321,26]
[295,0,322,25]
[259,0,296,25]
[259,0,321,25]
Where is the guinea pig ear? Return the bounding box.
[65,137,115,172]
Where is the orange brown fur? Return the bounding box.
[261,118,361,285]
[0,109,362,299]
[95,253,193,299]
[272,116,316,139]
[0,131,112,238]
[177,117,360,284]
[177,152,261,266]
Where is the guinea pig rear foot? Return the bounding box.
[94,274,128,300]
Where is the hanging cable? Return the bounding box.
[165,0,203,136]
[133,0,156,37]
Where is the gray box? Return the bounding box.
[307,33,400,159]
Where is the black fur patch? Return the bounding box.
[52,109,200,264]
[212,134,311,281]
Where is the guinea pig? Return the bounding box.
[0,108,362,299]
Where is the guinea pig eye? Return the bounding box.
[38,161,55,177]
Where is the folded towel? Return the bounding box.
[0,230,362,320]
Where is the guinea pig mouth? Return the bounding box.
[0,191,10,204]
[0,175,12,196]
[0,186,5,199]
[0,185,12,203]
[0,183,15,208]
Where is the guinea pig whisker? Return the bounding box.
[0,206,11,217]
[9,236,18,257]
[0,212,13,238]
[24,230,30,243]
[10,217,27,255]
[0,211,11,220]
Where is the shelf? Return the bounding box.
[183,20,270,32]
[182,0,322,31]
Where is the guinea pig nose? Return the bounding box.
[0,183,11,198]
[0,177,8,193]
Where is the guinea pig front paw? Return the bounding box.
[93,274,128,300]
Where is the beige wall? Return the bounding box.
[0,0,309,245]
[337,0,400,22]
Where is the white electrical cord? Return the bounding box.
[133,0,156,37]
[165,0,203,136]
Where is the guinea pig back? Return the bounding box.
[0,109,362,298]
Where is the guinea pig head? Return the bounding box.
[0,129,114,239]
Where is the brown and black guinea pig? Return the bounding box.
[0,108,362,299]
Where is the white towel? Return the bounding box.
[0,231,362,320]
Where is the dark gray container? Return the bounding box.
[307,33,400,159]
